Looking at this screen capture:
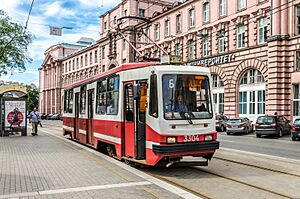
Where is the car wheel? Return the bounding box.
[220,125,225,132]
[226,132,231,135]
[256,134,261,138]
[292,137,296,141]
[279,129,283,137]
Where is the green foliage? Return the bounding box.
[0,10,33,76]
[26,85,39,112]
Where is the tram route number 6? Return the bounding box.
[184,135,199,142]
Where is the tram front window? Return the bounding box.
[162,74,213,120]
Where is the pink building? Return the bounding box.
[40,0,300,121]
[39,38,94,114]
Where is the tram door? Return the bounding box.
[74,93,80,140]
[124,83,135,158]
[123,81,147,159]
[87,90,94,145]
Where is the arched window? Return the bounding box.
[212,74,224,114]
[239,69,265,118]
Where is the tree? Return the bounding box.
[26,84,39,112]
[0,10,32,76]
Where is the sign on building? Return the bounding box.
[190,54,235,66]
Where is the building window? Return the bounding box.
[258,18,267,44]
[85,54,88,66]
[154,24,160,41]
[202,35,209,57]
[102,47,105,59]
[175,43,182,56]
[239,91,247,114]
[95,50,98,63]
[165,20,170,37]
[104,22,107,30]
[139,9,145,17]
[153,50,159,58]
[123,39,126,50]
[76,58,79,68]
[144,28,149,44]
[124,9,127,16]
[189,9,195,28]
[237,25,245,48]
[176,14,182,32]
[69,61,71,71]
[113,16,117,25]
[258,90,265,114]
[80,56,83,66]
[296,6,300,35]
[238,0,246,10]
[188,39,195,60]
[203,3,209,23]
[218,93,224,114]
[293,85,300,116]
[72,59,75,70]
[212,74,224,114]
[219,0,226,17]
[296,52,300,71]
[218,30,226,53]
[239,69,265,116]
[90,52,93,65]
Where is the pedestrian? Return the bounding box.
[29,108,40,136]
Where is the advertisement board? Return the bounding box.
[4,100,26,128]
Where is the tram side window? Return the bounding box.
[96,79,107,115]
[64,89,73,113]
[80,85,87,114]
[149,74,158,118]
[106,76,119,115]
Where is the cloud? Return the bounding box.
[43,1,75,18]
[1,0,119,86]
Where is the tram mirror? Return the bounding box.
[133,84,140,100]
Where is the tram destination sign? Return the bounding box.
[189,54,235,66]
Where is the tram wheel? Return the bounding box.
[107,145,116,157]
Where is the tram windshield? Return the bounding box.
[162,74,213,120]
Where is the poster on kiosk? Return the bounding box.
[4,100,26,129]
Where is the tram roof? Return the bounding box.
[64,62,210,90]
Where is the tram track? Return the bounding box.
[45,123,298,198]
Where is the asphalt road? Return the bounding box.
[218,131,300,160]
[41,120,300,161]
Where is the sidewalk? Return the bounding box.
[0,127,196,199]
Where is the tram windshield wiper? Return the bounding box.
[180,112,193,124]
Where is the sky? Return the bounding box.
[0,0,122,86]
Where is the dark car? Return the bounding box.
[226,117,253,135]
[215,114,228,132]
[291,119,300,141]
[255,115,291,138]
[40,113,46,120]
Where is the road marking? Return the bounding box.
[0,182,152,199]
[220,147,300,164]
[41,128,201,199]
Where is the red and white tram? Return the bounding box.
[62,62,219,166]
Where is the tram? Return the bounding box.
[62,61,219,167]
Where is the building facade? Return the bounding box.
[40,0,300,121]
[39,39,94,114]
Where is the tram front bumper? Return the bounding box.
[152,141,220,155]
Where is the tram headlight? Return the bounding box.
[204,134,213,141]
[167,137,176,143]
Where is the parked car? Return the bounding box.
[291,119,300,141]
[226,117,253,135]
[46,114,54,120]
[40,113,46,120]
[215,114,228,132]
[255,115,291,138]
[51,114,61,120]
